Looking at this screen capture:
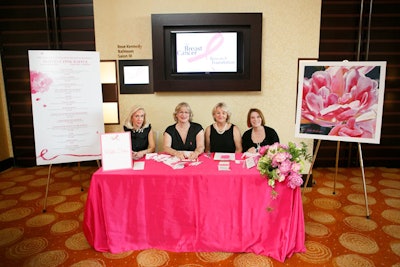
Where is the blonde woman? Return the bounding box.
[205,102,242,153]
[123,105,155,160]
[163,102,204,160]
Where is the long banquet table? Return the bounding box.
[83,153,305,262]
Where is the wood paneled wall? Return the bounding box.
[315,0,400,168]
[0,0,95,166]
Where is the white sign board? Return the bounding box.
[101,133,133,171]
[28,50,105,165]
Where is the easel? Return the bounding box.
[42,160,100,213]
[302,140,370,219]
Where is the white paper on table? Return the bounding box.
[172,163,185,169]
[242,152,259,158]
[245,157,256,169]
[214,152,235,161]
[133,161,145,170]
[101,132,132,171]
[153,154,171,163]
[162,157,185,169]
[218,161,230,171]
[145,153,158,160]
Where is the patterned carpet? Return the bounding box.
[0,165,399,266]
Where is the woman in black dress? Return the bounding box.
[163,102,204,160]
[123,105,155,160]
[242,108,280,153]
[205,102,242,153]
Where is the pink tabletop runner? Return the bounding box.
[83,153,305,262]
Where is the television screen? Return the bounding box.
[175,32,237,73]
[151,13,262,92]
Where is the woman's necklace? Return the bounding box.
[256,142,261,152]
[132,126,144,133]
[215,123,227,134]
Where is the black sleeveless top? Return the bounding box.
[123,124,151,152]
[165,122,203,151]
[241,126,280,152]
[209,124,236,153]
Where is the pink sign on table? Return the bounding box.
[100,132,132,171]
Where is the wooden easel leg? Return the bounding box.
[358,143,370,219]
[43,164,52,213]
[333,141,340,195]
[302,139,321,195]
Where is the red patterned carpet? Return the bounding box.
[0,166,399,266]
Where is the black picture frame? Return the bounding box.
[119,60,153,94]
[151,13,262,92]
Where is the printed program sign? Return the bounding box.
[29,50,105,165]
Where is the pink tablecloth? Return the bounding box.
[83,154,305,262]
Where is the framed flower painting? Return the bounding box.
[295,61,387,144]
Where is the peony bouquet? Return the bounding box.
[257,142,311,189]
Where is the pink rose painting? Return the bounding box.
[296,61,386,144]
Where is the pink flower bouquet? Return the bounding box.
[257,142,311,189]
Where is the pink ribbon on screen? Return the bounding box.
[187,33,224,63]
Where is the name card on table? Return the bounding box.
[100,132,132,171]
[218,161,230,171]
[214,152,235,161]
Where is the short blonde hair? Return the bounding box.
[124,105,146,129]
[173,102,193,122]
[212,102,231,123]
[247,108,265,128]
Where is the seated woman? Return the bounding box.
[163,102,204,160]
[123,105,155,160]
[242,108,280,153]
[205,102,242,153]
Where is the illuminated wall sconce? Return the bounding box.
[100,60,119,124]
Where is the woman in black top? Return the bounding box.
[242,108,280,153]
[205,102,242,153]
[123,105,155,160]
[163,102,204,160]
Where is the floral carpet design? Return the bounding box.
[0,166,399,266]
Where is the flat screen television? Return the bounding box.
[151,13,262,92]
[174,31,239,73]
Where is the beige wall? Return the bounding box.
[0,56,13,161]
[94,0,321,157]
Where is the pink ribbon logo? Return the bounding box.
[38,149,101,161]
[188,33,224,63]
